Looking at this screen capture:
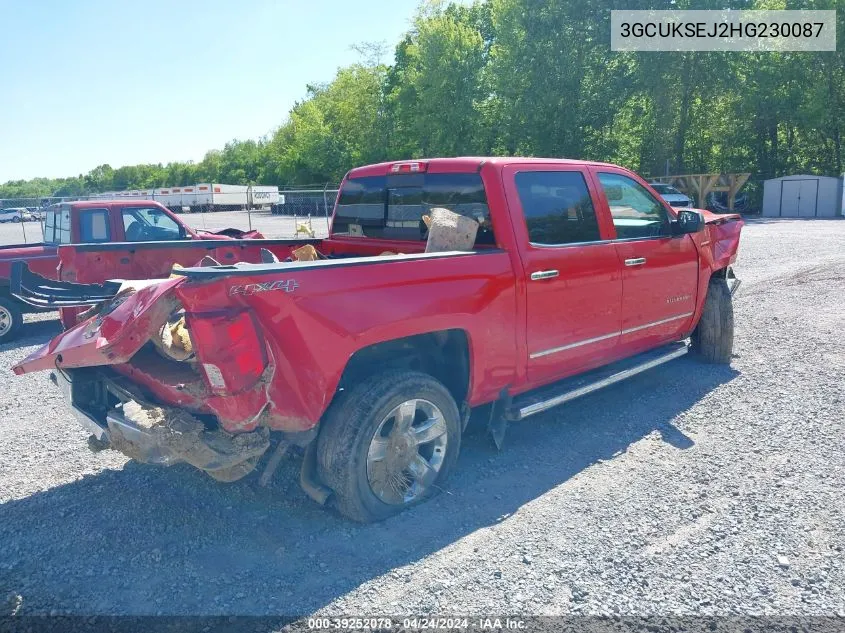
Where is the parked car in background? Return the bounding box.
[0,208,36,223]
[648,183,692,208]
[708,191,750,213]
[26,207,46,221]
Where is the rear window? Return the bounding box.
[332,173,494,244]
[44,205,71,244]
[43,209,55,242]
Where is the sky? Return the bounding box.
[0,0,421,181]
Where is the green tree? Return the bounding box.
[266,63,389,183]
[4,0,845,203]
[386,1,488,157]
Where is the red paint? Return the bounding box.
[13,158,744,436]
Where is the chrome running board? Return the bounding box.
[512,342,690,421]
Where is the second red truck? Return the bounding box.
[13,157,743,522]
[0,200,263,341]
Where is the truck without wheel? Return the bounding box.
[0,200,263,342]
[12,158,743,522]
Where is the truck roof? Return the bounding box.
[346,157,621,178]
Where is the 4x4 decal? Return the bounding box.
[229,279,299,296]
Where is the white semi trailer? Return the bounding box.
[93,184,279,213]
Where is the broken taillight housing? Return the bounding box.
[186,311,267,395]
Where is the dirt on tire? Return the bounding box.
[317,370,461,523]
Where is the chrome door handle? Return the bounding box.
[530,270,560,281]
[624,258,647,267]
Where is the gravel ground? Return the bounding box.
[0,217,843,619]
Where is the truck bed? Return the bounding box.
[13,245,516,435]
[0,243,60,302]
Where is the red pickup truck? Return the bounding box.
[12,158,743,522]
[0,200,262,342]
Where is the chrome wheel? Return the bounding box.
[0,305,12,337]
[366,398,448,505]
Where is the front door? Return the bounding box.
[503,165,623,388]
[798,179,819,217]
[592,169,699,356]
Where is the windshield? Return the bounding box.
[333,172,494,245]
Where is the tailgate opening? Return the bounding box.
[54,368,270,482]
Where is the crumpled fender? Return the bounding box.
[692,208,744,272]
[12,277,186,375]
[681,209,744,340]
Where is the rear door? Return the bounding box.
[503,164,622,387]
[591,168,698,355]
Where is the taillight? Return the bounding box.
[390,161,427,173]
[187,311,266,395]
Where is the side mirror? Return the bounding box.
[673,209,703,235]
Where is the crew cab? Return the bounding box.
[12,158,743,522]
[0,200,263,342]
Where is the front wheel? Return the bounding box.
[691,277,734,364]
[317,370,461,523]
[0,296,23,343]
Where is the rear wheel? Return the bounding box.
[691,277,734,364]
[0,296,22,343]
[317,370,461,523]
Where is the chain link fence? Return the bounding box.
[0,199,47,244]
[273,188,339,218]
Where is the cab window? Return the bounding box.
[122,207,185,242]
[514,170,601,245]
[43,208,56,243]
[45,206,72,244]
[597,173,670,239]
[78,209,111,243]
[333,173,494,245]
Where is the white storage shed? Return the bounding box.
[762,175,842,217]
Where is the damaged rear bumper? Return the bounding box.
[50,369,270,481]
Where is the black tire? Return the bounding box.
[691,277,734,364]
[0,296,23,343]
[317,370,461,523]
